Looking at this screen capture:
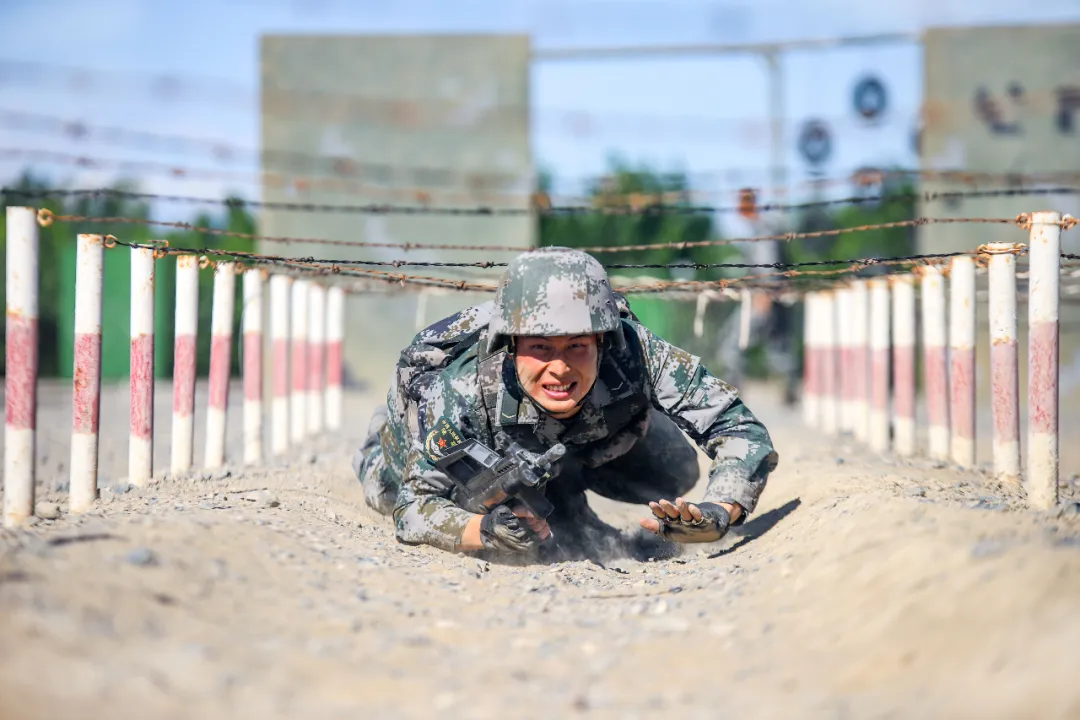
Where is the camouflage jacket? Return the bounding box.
[378,302,779,552]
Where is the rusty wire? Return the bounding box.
[33,208,1045,255]
[103,237,1038,296]
[7,184,1080,218]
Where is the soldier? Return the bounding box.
[353,247,779,560]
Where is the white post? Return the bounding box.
[307,282,325,436]
[171,254,199,475]
[70,234,105,513]
[270,274,291,455]
[920,265,949,461]
[891,274,917,457]
[242,269,264,465]
[850,280,870,443]
[986,243,1020,485]
[1027,210,1061,510]
[949,256,977,468]
[290,278,309,443]
[802,292,819,426]
[129,244,156,486]
[204,262,236,469]
[4,207,38,527]
[868,278,890,452]
[819,290,839,435]
[325,285,345,431]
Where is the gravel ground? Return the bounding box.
[1,380,1079,719]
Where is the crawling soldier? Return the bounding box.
[353,247,779,561]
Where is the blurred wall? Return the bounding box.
[916,24,1080,472]
[259,34,535,408]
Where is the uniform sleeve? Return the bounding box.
[632,322,779,517]
[391,371,485,552]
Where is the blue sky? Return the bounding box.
[1,0,1078,236]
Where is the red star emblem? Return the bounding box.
[438,438,447,448]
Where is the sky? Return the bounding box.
[1,0,1078,237]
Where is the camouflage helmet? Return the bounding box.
[485,246,624,353]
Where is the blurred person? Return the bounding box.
[352,247,778,561]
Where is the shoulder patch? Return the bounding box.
[424,416,465,459]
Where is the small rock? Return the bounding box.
[835,457,845,465]
[972,539,1005,559]
[125,547,157,567]
[906,487,927,498]
[476,560,490,573]
[35,503,61,520]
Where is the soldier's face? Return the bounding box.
[513,334,600,418]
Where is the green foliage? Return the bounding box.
[1,171,257,378]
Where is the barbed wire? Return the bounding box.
[6,185,1080,218]
[34,208,1054,255]
[99,236,1050,299]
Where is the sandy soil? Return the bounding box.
[1,380,1080,720]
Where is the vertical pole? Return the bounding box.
[204,262,236,469]
[737,288,752,350]
[171,254,199,475]
[891,274,917,457]
[243,269,264,465]
[1027,210,1061,510]
[129,243,156,486]
[836,286,854,433]
[819,290,839,435]
[4,207,38,526]
[802,292,819,426]
[851,280,870,442]
[270,274,291,456]
[325,285,345,431]
[986,243,1021,485]
[290,278,309,443]
[921,265,950,461]
[949,255,977,468]
[307,282,325,436]
[70,234,104,513]
[868,278,890,452]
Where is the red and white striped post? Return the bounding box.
[1027,210,1062,510]
[920,265,950,461]
[802,292,819,426]
[949,256,977,468]
[242,269,264,465]
[291,278,309,443]
[270,274,291,456]
[325,285,345,431]
[868,278,890,452]
[204,261,236,469]
[70,234,105,513]
[891,274,917,457]
[307,282,326,436]
[836,285,854,434]
[985,242,1020,485]
[129,243,156,486]
[4,207,39,527]
[819,290,839,435]
[851,280,870,443]
[171,254,199,475]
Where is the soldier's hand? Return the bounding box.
[639,497,736,543]
[479,504,540,552]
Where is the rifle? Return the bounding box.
[433,431,565,520]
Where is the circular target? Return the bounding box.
[853,76,888,121]
[797,119,832,166]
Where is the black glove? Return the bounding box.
[656,501,732,543]
[479,504,539,552]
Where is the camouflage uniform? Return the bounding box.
[354,248,779,556]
